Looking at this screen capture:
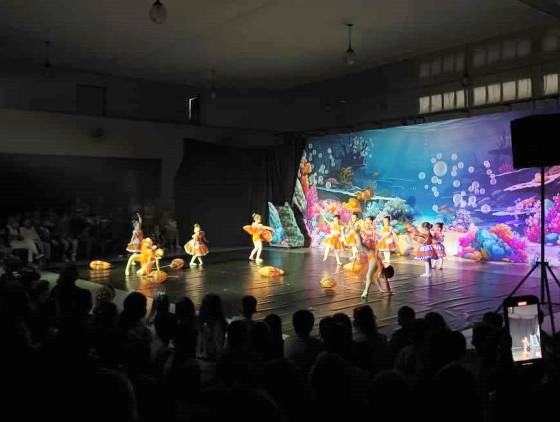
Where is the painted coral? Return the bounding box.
[525,194,560,244]
[458,223,527,263]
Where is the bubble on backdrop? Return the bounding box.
[291,109,560,266]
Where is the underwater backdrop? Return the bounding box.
[288,109,560,267]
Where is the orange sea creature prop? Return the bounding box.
[258,266,285,277]
[89,260,112,270]
[169,258,185,270]
[343,197,362,213]
[151,270,168,284]
[320,277,337,288]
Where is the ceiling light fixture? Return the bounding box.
[345,23,356,66]
[149,0,167,24]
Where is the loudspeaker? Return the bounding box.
[510,114,560,169]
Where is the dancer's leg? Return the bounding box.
[323,245,331,261]
[334,250,342,265]
[125,255,136,275]
[421,260,432,277]
[351,246,358,261]
[190,255,197,266]
[249,241,258,260]
[255,240,264,263]
[437,258,443,270]
[362,257,377,298]
[197,256,204,266]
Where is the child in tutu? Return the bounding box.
[432,222,446,270]
[378,216,398,266]
[344,213,361,261]
[184,224,209,267]
[360,215,377,250]
[412,222,438,277]
[243,213,274,264]
[126,213,143,253]
[323,214,344,265]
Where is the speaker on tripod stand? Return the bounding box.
[499,114,560,333]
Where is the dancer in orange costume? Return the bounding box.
[323,214,344,265]
[126,213,143,253]
[431,222,446,270]
[184,224,209,267]
[377,216,398,267]
[344,213,361,261]
[125,237,163,276]
[360,215,377,250]
[243,213,274,264]
[412,222,438,277]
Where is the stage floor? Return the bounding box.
[75,247,560,335]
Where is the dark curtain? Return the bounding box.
[174,135,305,247]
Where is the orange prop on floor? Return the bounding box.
[151,270,168,284]
[258,266,285,277]
[320,277,337,288]
[89,260,112,270]
[169,258,185,270]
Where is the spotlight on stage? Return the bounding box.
[498,114,560,333]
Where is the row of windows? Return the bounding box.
[472,78,532,106]
[418,77,535,113]
[418,90,465,114]
[419,29,560,78]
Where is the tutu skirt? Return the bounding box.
[185,240,209,256]
[323,235,344,250]
[414,245,438,261]
[378,237,396,252]
[433,243,446,258]
[344,232,358,247]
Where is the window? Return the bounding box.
[472,39,531,68]
[418,90,466,113]
[473,86,487,106]
[543,73,559,95]
[502,81,517,102]
[517,78,532,99]
[430,94,442,112]
[419,52,464,78]
[472,78,533,106]
[543,30,560,52]
[76,85,106,116]
[419,96,431,114]
[487,84,501,103]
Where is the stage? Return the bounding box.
[69,247,559,335]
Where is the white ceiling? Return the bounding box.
[0,0,554,90]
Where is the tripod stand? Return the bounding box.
[497,166,560,334]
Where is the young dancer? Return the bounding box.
[432,222,446,270]
[412,222,438,277]
[377,216,398,267]
[126,213,143,254]
[184,224,209,267]
[323,214,344,265]
[125,237,163,276]
[361,215,377,250]
[243,213,274,264]
[344,213,361,261]
[360,236,392,298]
